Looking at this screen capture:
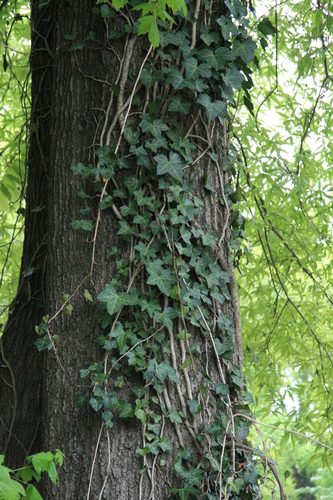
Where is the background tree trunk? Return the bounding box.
[0,1,253,498]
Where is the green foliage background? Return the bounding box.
[1,0,333,497]
[0,0,30,329]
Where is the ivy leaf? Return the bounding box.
[197,94,227,122]
[97,285,123,315]
[200,26,220,46]
[140,117,169,139]
[237,426,250,440]
[170,70,186,90]
[158,436,172,452]
[102,393,118,411]
[124,126,140,145]
[223,65,245,90]
[140,68,163,88]
[120,402,134,418]
[216,383,229,396]
[187,399,202,415]
[233,38,257,64]
[34,337,52,351]
[154,152,186,181]
[110,0,127,9]
[117,221,135,241]
[76,392,90,408]
[217,15,240,40]
[154,307,177,329]
[89,397,103,412]
[198,47,233,69]
[168,407,182,423]
[158,362,180,384]
[145,137,169,152]
[141,298,161,317]
[102,411,114,428]
[183,57,198,79]
[71,220,93,231]
[168,95,190,114]
[147,261,175,296]
[124,175,139,194]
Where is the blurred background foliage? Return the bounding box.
[0,0,30,328]
[1,0,333,497]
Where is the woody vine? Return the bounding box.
[30,0,284,498]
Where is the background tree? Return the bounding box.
[0,0,263,498]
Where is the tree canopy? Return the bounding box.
[1,0,333,498]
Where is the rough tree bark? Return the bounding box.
[0,1,255,499]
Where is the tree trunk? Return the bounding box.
[1,1,259,499]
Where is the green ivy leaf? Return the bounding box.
[216,383,229,395]
[158,436,172,452]
[157,362,180,384]
[168,95,190,114]
[71,220,93,231]
[147,261,175,296]
[200,26,220,46]
[102,411,114,428]
[168,407,182,423]
[233,38,257,64]
[154,152,186,181]
[217,15,239,40]
[97,285,123,316]
[140,68,163,88]
[76,392,90,408]
[196,94,227,122]
[34,337,52,351]
[141,299,161,317]
[120,403,134,418]
[198,47,234,69]
[223,64,245,90]
[187,399,202,415]
[140,117,169,139]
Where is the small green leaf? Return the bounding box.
[84,289,93,302]
[284,470,291,480]
[168,95,190,114]
[34,337,52,351]
[187,399,202,415]
[233,38,257,64]
[154,152,186,181]
[120,403,134,418]
[168,407,182,423]
[138,15,160,47]
[181,358,192,370]
[64,304,73,316]
[97,285,123,316]
[102,411,114,428]
[197,94,227,122]
[76,392,89,408]
[71,220,93,231]
[30,452,54,475]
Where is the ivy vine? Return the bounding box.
[34,0,283,498]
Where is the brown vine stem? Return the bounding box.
[190,0,202,50]
[217,252,243,375]
[87,421,104,500]
[90,43,153,279]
